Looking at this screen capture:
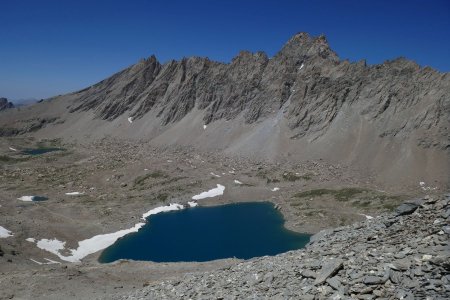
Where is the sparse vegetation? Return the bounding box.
[382,203,398,211]
[134,171,168,186]
[292,187,406,214]
[282,172,312,181]
[0,155,30,164]
[266,178,280,184]
[293,187,369,201]
[156,193,168,202]
[0,155,14,162]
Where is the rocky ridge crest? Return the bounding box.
[68,32,449,150]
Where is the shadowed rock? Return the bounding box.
[395,202,419,216]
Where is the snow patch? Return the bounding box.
[210,172,221,178]
[32,203,185,262]
[299,63,304,70]
[419,181,437,191]
[18,196,35,202]
[36,239,66,257]
[203,124,207,130]
[142,203,184,220]
[30,258,60,265]
[65,192,84,196]
[234,180,243,185]
[26,238,36,243]
[192,184,225,200]
[44,258,60,264]
[188,201,198,207]
[271,187,280,192]
[128,117,133,123]
[0,225,12,238]
[359,213,374,220]
[30,258,43,265]
[9,147,17,151]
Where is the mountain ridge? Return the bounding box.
[0,32,448,188]
[64,32,448,149]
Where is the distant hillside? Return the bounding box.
[12,98,39,107]
[0,97,14,111]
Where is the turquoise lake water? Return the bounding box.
[99,202,310,263]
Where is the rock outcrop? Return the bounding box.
[119,194,450,299]
[0,97,14,111]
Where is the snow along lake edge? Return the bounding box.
[30,184,226,262]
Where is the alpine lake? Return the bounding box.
[99,202,311,263]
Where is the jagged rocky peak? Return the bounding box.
[0,97,14,111]
[65,32,449,151]
[232,50,269,65]
[276,32,339,63]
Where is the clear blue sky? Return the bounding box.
[1,0,449,101]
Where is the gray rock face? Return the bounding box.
[116,194,450,299]
[68,32,450,151]
[395,202,419,216]
[314,259,343,285]
[0,97,14,111]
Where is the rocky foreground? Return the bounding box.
[118,194,450,300]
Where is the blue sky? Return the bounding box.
[1,0,449,101]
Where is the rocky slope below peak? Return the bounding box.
[118,194,450,299]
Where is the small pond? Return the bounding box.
[99,202,310,263]
[22,148,62,155]
[30,196,49,202]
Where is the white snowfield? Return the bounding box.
[271,187,280,192]
[234,180,243,185]
[9,147,17,151]
[128,117,133,123]
[0,225,13,238]
[18,196,35,201]
[203,124,207,130]
[192,184,225,200]
[31,203,187,263]
[188,201,198,207]
[141,203,183,220]
[65,192,84,196]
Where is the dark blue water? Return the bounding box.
[22,148,62,155]
[99,202,310,263]
[32,196,49,201]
